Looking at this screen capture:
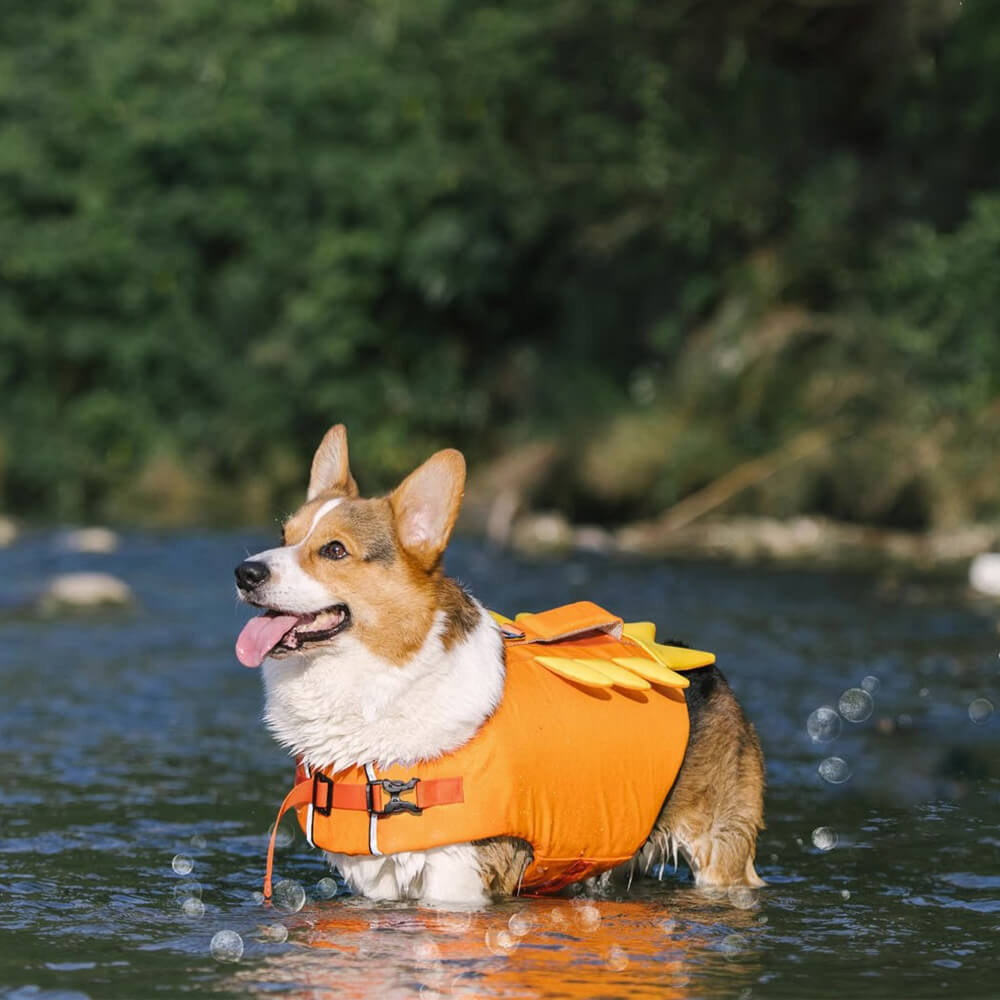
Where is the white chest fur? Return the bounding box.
[260,603,505,902]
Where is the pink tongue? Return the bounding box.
[235,614,300,668]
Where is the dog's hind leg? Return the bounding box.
[640,664,765,888]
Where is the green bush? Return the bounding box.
[0,0,997,528]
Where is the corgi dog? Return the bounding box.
[235,425,765,903]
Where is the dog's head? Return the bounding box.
[235,424,466,668]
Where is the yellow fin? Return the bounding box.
[612,657,690,689]
[535,655,613,688]
[488,610,514,626]
[651,644,716,670]
[622,621,656,643]
[575,659,650,691]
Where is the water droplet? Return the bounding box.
[728,886,758,909]
[918,687,929,698]
[969,697,994,725]
[818,757,851,784]
[484,927,517,955]
[897,713,913,727]
[412,938,441,962]
[260,922,288,943]
[171,854,194,875]
[172,879,202,900]
[250,890,265,905]
[572,902,601,932]
[807,706,841,743]
[841,889,851,900]
[605,945,628,971]
[508,910,536,937]
[812,827,838,851]
[721,933,748,957]
[210,929,244,962]
[548,907,567,927]
[315,877,339,900]
[181,896,205,918]
[189,834,207,850]
[838,688,873,723]
[272,879,306,914]
[861,675,880,693]
[272,823,295,849]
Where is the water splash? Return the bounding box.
[812,826,838,851]
[507,910,536,937]
[181,896,206,918]
[314,877,339,900]
[605,945,629,971]
[838,688,873,723]
[572,902,601,932]
[728,886,759,909]
[171,854,194,876]
[818,757,851,784]
[259,922,288,943]
[969,698,994,725]
[272,879,306,914]
[484,927,518,956]
[807,706,841,743]
[210,929,244,962]
[861,675,880,693]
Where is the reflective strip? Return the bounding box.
[364,763,382,856]
[302,762,315,848]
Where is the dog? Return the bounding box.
[235,424,765,903]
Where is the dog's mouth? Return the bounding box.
[235,605,351,668]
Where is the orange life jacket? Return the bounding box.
[263,601,714,897]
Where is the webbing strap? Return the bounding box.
[263,779,314,900]
[263,773,465,898]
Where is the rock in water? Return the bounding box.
[58,526,120,553]
[0,516,16,547]
[969,553,1000,597]
[38,572,135,612]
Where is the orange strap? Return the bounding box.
[264,780,314,900]
[263,773,464,899]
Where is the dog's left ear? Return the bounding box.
[390,449,466,571]
[308,424,360,501]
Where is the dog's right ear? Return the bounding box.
[307,424,360,501]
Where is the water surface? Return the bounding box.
[1,532,998,998]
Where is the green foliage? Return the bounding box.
[0,0,997,528]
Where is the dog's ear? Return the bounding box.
[390,449,466,570]
[307,424,360,501]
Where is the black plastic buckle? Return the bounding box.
[367,777,422,817]
[313,772,334,816]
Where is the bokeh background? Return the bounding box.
[2,0,998,546]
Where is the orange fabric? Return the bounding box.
[270,602,690,895]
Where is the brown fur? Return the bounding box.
[637,666,765,887]
[474,837,534,896]
[438,578,480,651]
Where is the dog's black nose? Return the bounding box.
[235,560,270,590]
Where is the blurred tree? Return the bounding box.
[0,0,996,528]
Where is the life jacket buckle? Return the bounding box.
[368,777,422,816]
[313,772,335,816]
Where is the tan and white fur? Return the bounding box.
[236,424,765,904]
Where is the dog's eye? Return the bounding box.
[318,540,348,560]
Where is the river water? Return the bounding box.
[1,531,998,998]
